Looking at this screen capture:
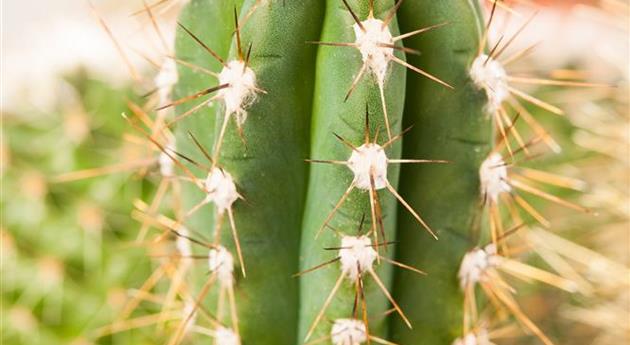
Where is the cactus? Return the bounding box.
[164,1,487,343]
[164,0,573,344]
[31,1,626,345]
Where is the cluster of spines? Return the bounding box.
[139,4,260,345]
[453,2,611,344]
[70,1,265,344]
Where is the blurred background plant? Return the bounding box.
[1,0,628,344]
[1,68,160,344]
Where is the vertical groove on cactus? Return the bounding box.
[389,0,490,344]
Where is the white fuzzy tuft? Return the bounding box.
[339,235,377,281]
[353,18,394,86]
[214,326,240,345]
[154,58,179,105]
[217,60,257,126]
[470,54,509,114]
[452,329,491,345]
[458,245,499,290]
[175,225,193,258]
[158,138,176,177]
[208,246,234,287]
[331,319,368,345]
[347,143,389,190]
[479,153,511,202]
[204,168,239,214]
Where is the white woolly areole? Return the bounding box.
[458,244,499,290]
[479,153,511,202]
[347,143,388,190]
[175,226,193,258]
[158,138,176,177]
[217,60,257,126]
[331,319,368,345]
[208,246,234,287]
[204,168,238,214]
[353,18,394,85]
[339,235,377,281]
[214,326,240,345]
[452,329,491,345]
[154,58,179,105]
[470,54,509,114]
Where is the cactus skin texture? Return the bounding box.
[298,0,406,342]
[174,0,485,344]
[389,1,489,344]
[175,1,324,344]
[215,1,324,344]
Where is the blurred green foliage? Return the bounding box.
[1,69,159,345]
